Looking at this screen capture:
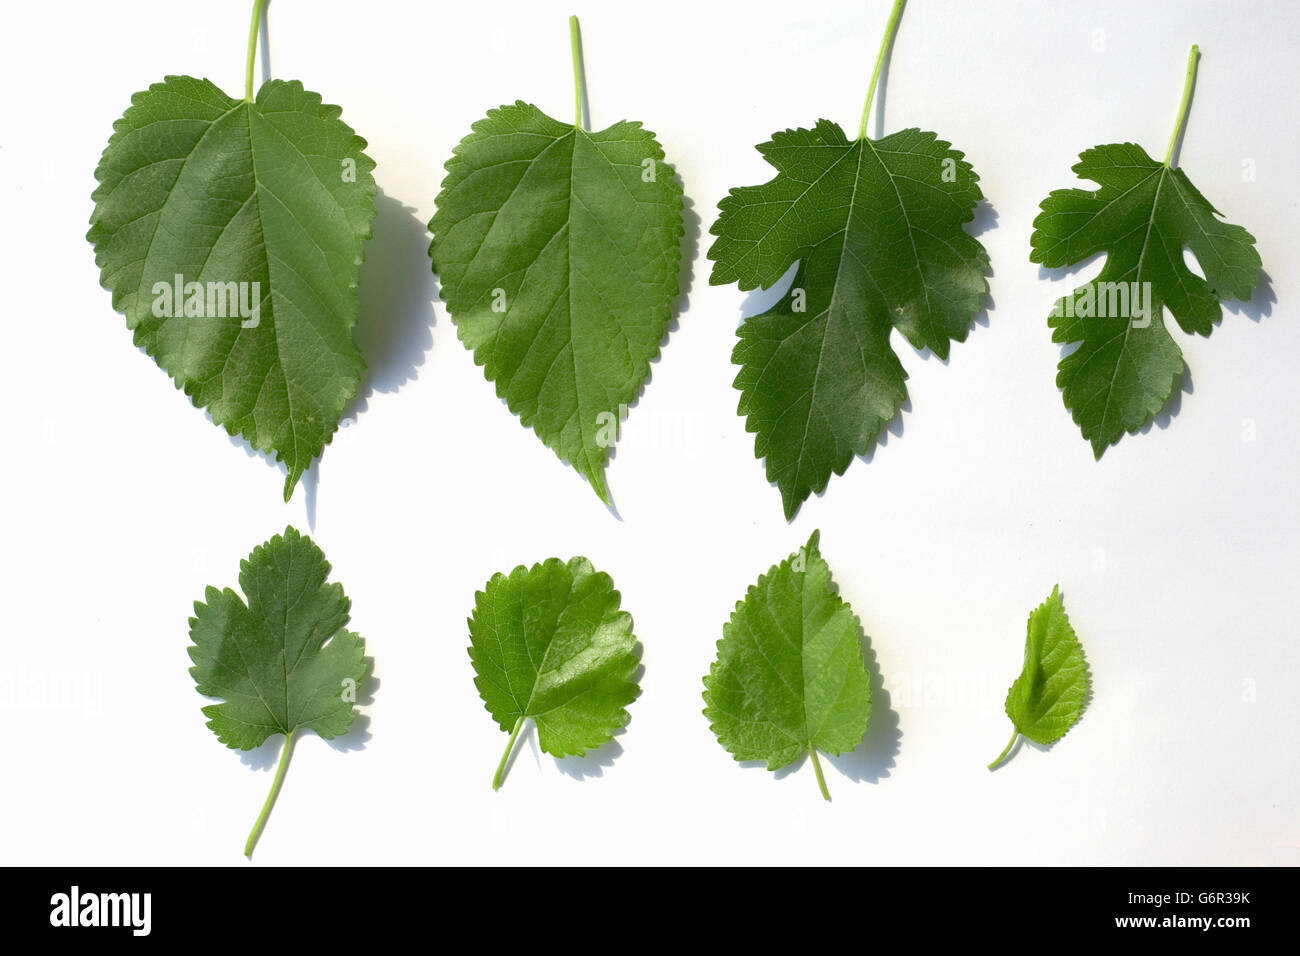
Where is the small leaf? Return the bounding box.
[429,23,684,505]
[702,530,872,800]
[88,75,378,500]
[1029,47,1261,455]
[188,526,369,855]
[468,556,640,789]
[988,585,1090,770]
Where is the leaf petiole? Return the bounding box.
[1164,44,1200,167]
[987,728,1019,771]
[569,15,586,130]
[808,748,831,801]
[245,0,270,102]
[245,728,296,857]
[493,716,526,790]
[857,0,907,141]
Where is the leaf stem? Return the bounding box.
[987,728,1019,770]
[493,716,526,790]
[857,0,907,141]
[245,728,296,857]
[1163,44,1200,167]
[808,748,831,801]
[569,15,586,130]
[244,0,270,102]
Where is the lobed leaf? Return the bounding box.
[1030,142,1261,455]
[710,122,989,519]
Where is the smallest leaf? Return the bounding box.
[988,585,1091,770]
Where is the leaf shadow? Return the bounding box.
[595,165,700,520]
[1144,367,1194,434]
[969,197,998,240]
[302,463,319,530]
[736,260,797,325]
[553,644,644,781]
[228,654,377,770]
[764,630,899,793]
[1225,268,1275,323]
[342,189,439,419]
[826,624,901,784]
[496,642,643,785]
[315,190,438,528]
[991,733,1027,766]
[553,731,626,781]
[238,735,282,772]
[257,2,272,85]
[500,719,627,784]
[214,422,288,500]
[324,658,379,754]
[1036,250,1107,284]
[859,397,912,466]
[214,190,436,518]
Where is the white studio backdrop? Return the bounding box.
[1,0,1297,865]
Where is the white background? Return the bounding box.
[2,0,1297,865]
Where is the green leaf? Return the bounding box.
[188,526,368,855]
[468,556,640,789]
[88,74,378,500]
[429,22,684,505]
[708,3,986,520]
[988,585,1090,770]
[711,122,988,519]
[1029,47,1261,456]
[702,530,871,800]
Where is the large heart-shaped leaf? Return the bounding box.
[88,75,377,499]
